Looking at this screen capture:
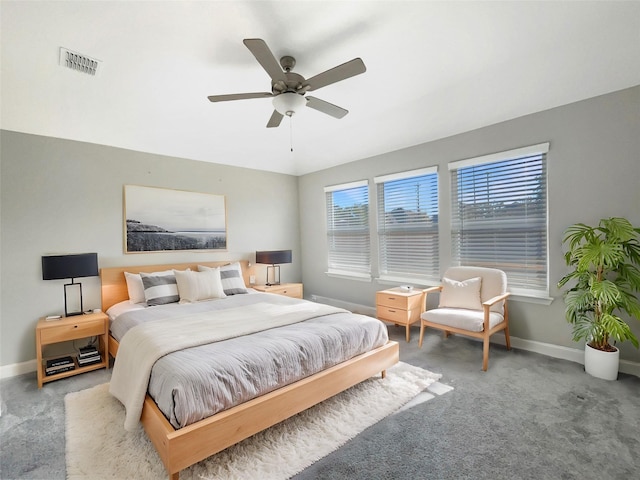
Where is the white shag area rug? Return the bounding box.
[66,362,449,480]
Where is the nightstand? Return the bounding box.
[35,311,109,388]
[253,283,303,299]
[376,287,425,342]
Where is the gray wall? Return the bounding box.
[298,86,640,364]
[0,131,301,367]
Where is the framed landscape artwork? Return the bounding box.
[124,185,227,253]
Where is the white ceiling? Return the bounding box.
[2,1,639,176]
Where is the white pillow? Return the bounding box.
[140,271,180,306]
[199,262,248,295]
[124,271,147,304]
[439,276,483,311]
[174,268,226,303]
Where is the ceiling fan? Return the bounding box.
[207,39,366,128]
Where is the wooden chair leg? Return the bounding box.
[405,324,410,343]
[504,325,511,350]
[444,330,450,338]
[418,322,425,348]
[482,335,490,371]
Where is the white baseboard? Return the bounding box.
[310,294,640,378]
[0,359,37,379]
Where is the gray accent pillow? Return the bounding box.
[140,271,180,306]
[199,263,248,295]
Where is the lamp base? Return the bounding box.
[64,281,84,317]
[265,265,281,286]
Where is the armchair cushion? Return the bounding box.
[439,276,482,310]
[421,308,505,332]
[442,266,507,314]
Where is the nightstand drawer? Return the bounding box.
[376,305,420,324]
[253,283,303,299]
[40,318,104,344]
[376,292,406,309]
[274,284,303,298]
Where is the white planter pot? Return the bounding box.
[584,343,619,380]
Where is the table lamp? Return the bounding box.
[255,250,292,286]
[42,253,99,317]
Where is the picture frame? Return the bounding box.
[124,185,227,253]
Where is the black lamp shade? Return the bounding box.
[255,250,292,265]
[42,253,99,280]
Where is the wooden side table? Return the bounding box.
[376,287,425,342]
[253,283,303,299]
[35,311,109,388]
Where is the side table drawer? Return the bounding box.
[254,283,303,299]
[376,305,419,325]
[276,284,303,298]
[40,319,104,344]
[376,292,409,309]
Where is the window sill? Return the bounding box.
[508,293,555,305]
[376,275,439,288]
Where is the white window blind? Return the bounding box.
[375,167,439,282]
[324,181,370,278]
[449,143,549,296]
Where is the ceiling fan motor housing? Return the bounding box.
[272,71,307,94]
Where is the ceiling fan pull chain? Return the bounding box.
[289,116,294,152]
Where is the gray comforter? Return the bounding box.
[111,293,388,429]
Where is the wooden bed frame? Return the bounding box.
[100,261,399,480]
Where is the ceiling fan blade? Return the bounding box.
[306,96,348,119]
[207,92,273,102]
[243,38,286,83]
[267,110,284,128]
[304,58,366,92]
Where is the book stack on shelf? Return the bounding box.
[45,356,75,376]
[77,345,101,367]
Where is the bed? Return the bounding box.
[101,260,399,480]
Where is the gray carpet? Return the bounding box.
[1,327,639,480]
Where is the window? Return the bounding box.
[449,143,549,297]
[324,180,370,279]
[375,167,439,283]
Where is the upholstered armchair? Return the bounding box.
[418,266,511,371]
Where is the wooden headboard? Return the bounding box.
[100,260,253,311]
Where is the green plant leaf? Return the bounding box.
[590,279,621,306]
[600,217,637,242]
[617,263,640,291]
[600,313,639,348]
[572,314,598,343]
[578,241,624,272]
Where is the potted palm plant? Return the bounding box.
[558,217,640,380]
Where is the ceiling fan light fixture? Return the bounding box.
[273,92,306,117]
